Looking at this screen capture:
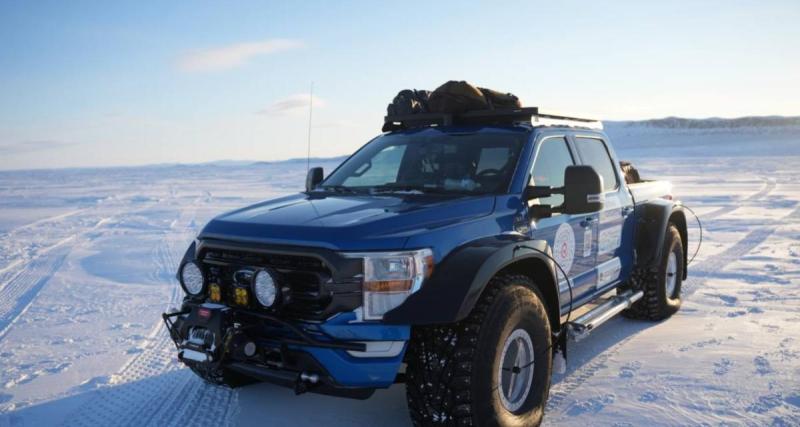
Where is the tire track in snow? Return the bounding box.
[0,207,90,236]
[701,177,776,221]
[744,178,777,201]
[0,213,122,343]
[61,205,240,427]
[0,249,70,341]
[686,201,800,296]
[546,192,797,415]
[59,220,189,426]
[139,206,240,427]
[0,197,171,345]
[0,234,77,288]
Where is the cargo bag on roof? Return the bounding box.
[479,87,522,110]
[386,89,431,116]
[427,80,489,114]
[387,81,524,118]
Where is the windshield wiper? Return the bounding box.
[318,185,360,194]
[369,184,468,195]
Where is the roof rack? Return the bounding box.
[382,107,602,132]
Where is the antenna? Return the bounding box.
[306,82,313,172]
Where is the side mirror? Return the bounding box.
[562,165,604,214]
[306,167,324,192]
[523,165,604,217]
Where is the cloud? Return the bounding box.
[257,94,326,115]
[176,38,303,72]
[0,140,78,154]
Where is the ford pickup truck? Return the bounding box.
[163,106,688,426]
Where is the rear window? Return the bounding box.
[574,137,618,192]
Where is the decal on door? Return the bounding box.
[598,225,622,255]
[583,228,592,257]
[553,223,576,277]
[597,257,622,288]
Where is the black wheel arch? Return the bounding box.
[177,240,197,281]
[635,199,688,279]
[382,235,562,332]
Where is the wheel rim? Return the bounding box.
[665,251,678,298]
[497,328,535,413]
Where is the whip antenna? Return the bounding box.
[306,82,313,172]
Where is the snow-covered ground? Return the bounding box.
[0,125,798,426]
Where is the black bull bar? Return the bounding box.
[161,307,367,354]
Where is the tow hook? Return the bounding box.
[293,372,320,395]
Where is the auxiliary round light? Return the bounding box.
[253,270,278,307]
[180,261,205,296]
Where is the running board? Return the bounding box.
[568,290,644,341]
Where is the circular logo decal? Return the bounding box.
[553,223,575,277]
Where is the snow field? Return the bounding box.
[0,134,797,426]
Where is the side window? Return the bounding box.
[574,137,619,192]
[343,145,407,186]
[530,137,574,206]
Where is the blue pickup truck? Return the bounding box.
[164,106,688,426]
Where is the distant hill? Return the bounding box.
[252,155,349,166]
[194,156,348,168]
[604,115,800,159]
[606,116,800,129]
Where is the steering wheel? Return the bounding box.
[476,168,502,178]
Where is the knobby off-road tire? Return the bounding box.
[624,224,684,320]
[405,274,552,426]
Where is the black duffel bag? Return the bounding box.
[387,89,431,116]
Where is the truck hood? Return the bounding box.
[199,193,496,251]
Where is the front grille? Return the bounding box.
[199,246,360,321]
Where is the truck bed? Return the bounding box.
[628,180,673,203]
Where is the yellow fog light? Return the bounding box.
[234,287,249,306]
[209,283,222,302]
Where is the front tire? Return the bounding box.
[405,274,552,426]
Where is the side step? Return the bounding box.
[568,290,644,341]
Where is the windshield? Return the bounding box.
[321,131,526,195]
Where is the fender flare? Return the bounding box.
[635,200,688,279]
[382,235,561,329]
[176,241,197,281]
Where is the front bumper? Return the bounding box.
[163,302,408,399]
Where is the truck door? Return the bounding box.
[528,136,598,310]
[572,136,628,293]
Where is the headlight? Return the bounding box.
[180,261,205,296]
[253,270,278,307]
[349,249,434,320]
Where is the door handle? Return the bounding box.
[580,217,597,227]
[621,206,634,217]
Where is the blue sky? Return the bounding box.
[1,0,798,170]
